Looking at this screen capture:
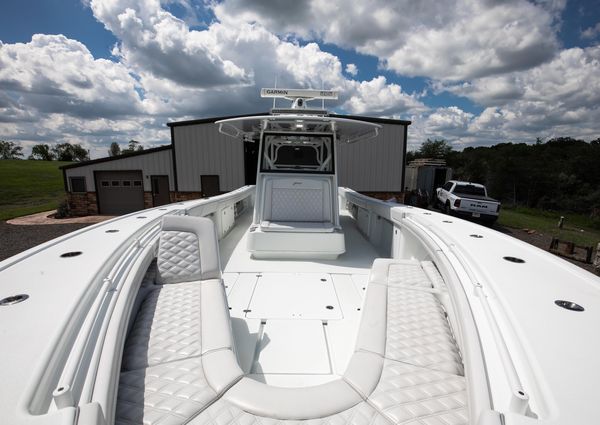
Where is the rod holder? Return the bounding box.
[509,389,530,415]
[52,384,74,409]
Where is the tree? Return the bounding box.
[405,150,417,164]
[122,139,143,154]
[28,144,55,161]
[51,143,90,162]
[418,139,453,159]
[71,144,90,162]
[444,136,600,213]
[108,142,121,157]
[0,140,24,159]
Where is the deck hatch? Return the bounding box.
[246,273,342,320]
[250,320,331,375]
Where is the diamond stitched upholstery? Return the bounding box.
[117,249,469,425]
[122,282,202,371]
[271,188,326,222]
[366,259,463,375]
[141,259,158,287]
[263,178,332,224]
[386,287,463,375]
[116,356,217,425]
[188,398,392,425]
[118,216,236,425]
[158,231,203,284]
[387,263,432,288]
[368,360,468,425]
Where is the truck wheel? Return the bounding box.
[444,202,450,215]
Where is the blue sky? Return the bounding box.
[1,0,599,157]
[0,0,116,58]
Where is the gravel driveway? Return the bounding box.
[0,221,91,262]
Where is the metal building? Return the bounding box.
[335,116,408,192]
[62,113,410,215]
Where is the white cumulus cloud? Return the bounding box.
[1,1,426,157]
[215,0,562,81]
[2,0,598,157]
[89,0,251,88]
[345,63,358,76]
[408,45,600,149]
[0,34,143,119]
[343,76,427,116]
[581,22,600,40]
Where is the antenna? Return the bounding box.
[261,88,338,109]
[321,80,325,109]
[272,76,278,109]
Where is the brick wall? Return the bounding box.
[172,192,202,202]
[66,191,215,216]
[67,192,98,216]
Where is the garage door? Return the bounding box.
[96,170,144,215]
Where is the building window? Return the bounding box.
[101,181,109,187]
[122,180,131,187]
[70,176,86,193]
[111,180,120,187]
[133,180,142,187]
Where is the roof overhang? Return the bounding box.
[167,113,411,129]
[216,114,383,144]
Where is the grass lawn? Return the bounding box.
[0,159,72,220]
[498,206,600,247]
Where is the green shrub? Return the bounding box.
[55,199,70,218]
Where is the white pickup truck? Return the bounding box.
[436,180,501,223]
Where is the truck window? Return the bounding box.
[453,184,486,196]
[442,182,453,191]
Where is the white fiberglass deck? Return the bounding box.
[220,210,380,274]
[219,210,379,387]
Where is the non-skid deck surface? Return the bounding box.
[219,210,380,274]
[246,273,342,320]
[218,212,380,386]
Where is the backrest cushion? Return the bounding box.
[157,215,221,284]
[263,178,332,223]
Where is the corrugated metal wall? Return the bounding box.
[65,148,174,192]
[174,121,406,192]
[336,124,405,191]
[65,119,406,195]
[173,124,245,192]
